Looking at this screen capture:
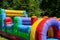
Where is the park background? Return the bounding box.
[0,0,60,17]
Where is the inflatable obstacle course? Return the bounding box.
[0,9,60,40]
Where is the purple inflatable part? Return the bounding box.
[22,22,31,25]
[22,20,31,22]
[40,18,60,40]
[22,17,31,22]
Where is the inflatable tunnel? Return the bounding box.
[30,17,60,40]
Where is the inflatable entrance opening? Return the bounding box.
[47,26,58,38]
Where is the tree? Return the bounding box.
[12,0,42,17]
[40,0,60,17]
[28,0,42,17]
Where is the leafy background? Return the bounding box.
[0,0,60,17]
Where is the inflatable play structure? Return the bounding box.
[0,9,60,40]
